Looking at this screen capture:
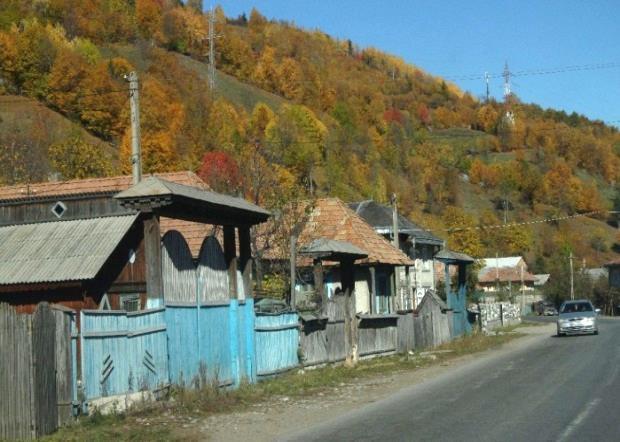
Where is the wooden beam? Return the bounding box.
[341,258,358,366]
[369,266,376,314]
[143,214,163,306]
[223,226,238,300]
[290,235,297,309]
[239,226,252,299]
[313,259,325,311]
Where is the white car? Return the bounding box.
[556,300,599,336]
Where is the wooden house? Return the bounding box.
[260,198,413,314]
[0,172,269,315]
[349,200,444,309]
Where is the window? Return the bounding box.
[120,294,140,312]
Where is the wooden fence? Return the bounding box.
[299,297,398,367]
[254,311,299,377]
[80,308,169,401]
[0,303,73,440]
[166,300,256,387]
[397,309,452,353]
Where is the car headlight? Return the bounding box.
[558,319,568,325]
[582,317,594,324]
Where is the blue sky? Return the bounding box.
[215,0,620,127]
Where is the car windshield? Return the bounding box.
[560,302,593,313]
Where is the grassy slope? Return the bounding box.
[176,54,287,112]
[0,95,116,157]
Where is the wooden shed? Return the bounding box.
[0,173,270,315]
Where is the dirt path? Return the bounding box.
[177,324,552,441]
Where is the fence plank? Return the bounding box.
[31,303,57,437]
[53,308,74,427]
[1,303,34,440]
[255,312,299,377]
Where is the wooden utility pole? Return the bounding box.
[208,8,216,92]
[128,71,141,184]
[290,235,297,308]
[520,263,525,314]
[569,252,575,300]
[391,193,401,310]
[342,258,358,366]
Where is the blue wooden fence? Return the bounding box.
[166,299,256,387]
[78,301,302,402]
[80,308,168,401]
[255,312,299,377]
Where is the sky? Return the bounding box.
[215,0,620,127]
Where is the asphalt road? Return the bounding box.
[282,318,620,442]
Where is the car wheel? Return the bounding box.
[594,330,599,335]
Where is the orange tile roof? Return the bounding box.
[478,267,537,284]
[261,198,413,266]
[160,218,220,258]
[0,171,209,201]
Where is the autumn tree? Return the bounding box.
[48,134,113,179]
[196,151,241,194]
[442,206,484,258]
[120,76,184,173]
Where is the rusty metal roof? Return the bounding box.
[0,215,137,285]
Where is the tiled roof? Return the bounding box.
[160,218,218,258]
[262,198,413,266]
[0,171,209,202]
[478,266,537,284]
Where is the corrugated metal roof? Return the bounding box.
[481,256,523,269]
[114,177,271,218]
[0,215,137,285]
[349,200,444,246]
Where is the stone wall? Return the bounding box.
[475,302,521,333]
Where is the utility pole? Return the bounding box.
[390,193,401,310]
[128,71,141,184]
[495,252,500,293]
[391,193,399,249]
[502,61,515,125]
[290,234,297,309]
[569,253,576,300]
[520,263,525,315]
[208,7,217,92]
[503,62,511,100]
[485,71,490,103]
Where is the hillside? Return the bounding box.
[1,1,620,272]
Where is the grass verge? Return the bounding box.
[44,327,523,442]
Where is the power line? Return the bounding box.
[443,210,605,233]
[442,61,620,82]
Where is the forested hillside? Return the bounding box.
[1,0,619,271]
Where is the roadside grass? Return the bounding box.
[44,327,522,441]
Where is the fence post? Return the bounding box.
[229,300,240,386]
[500,303,504,327]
